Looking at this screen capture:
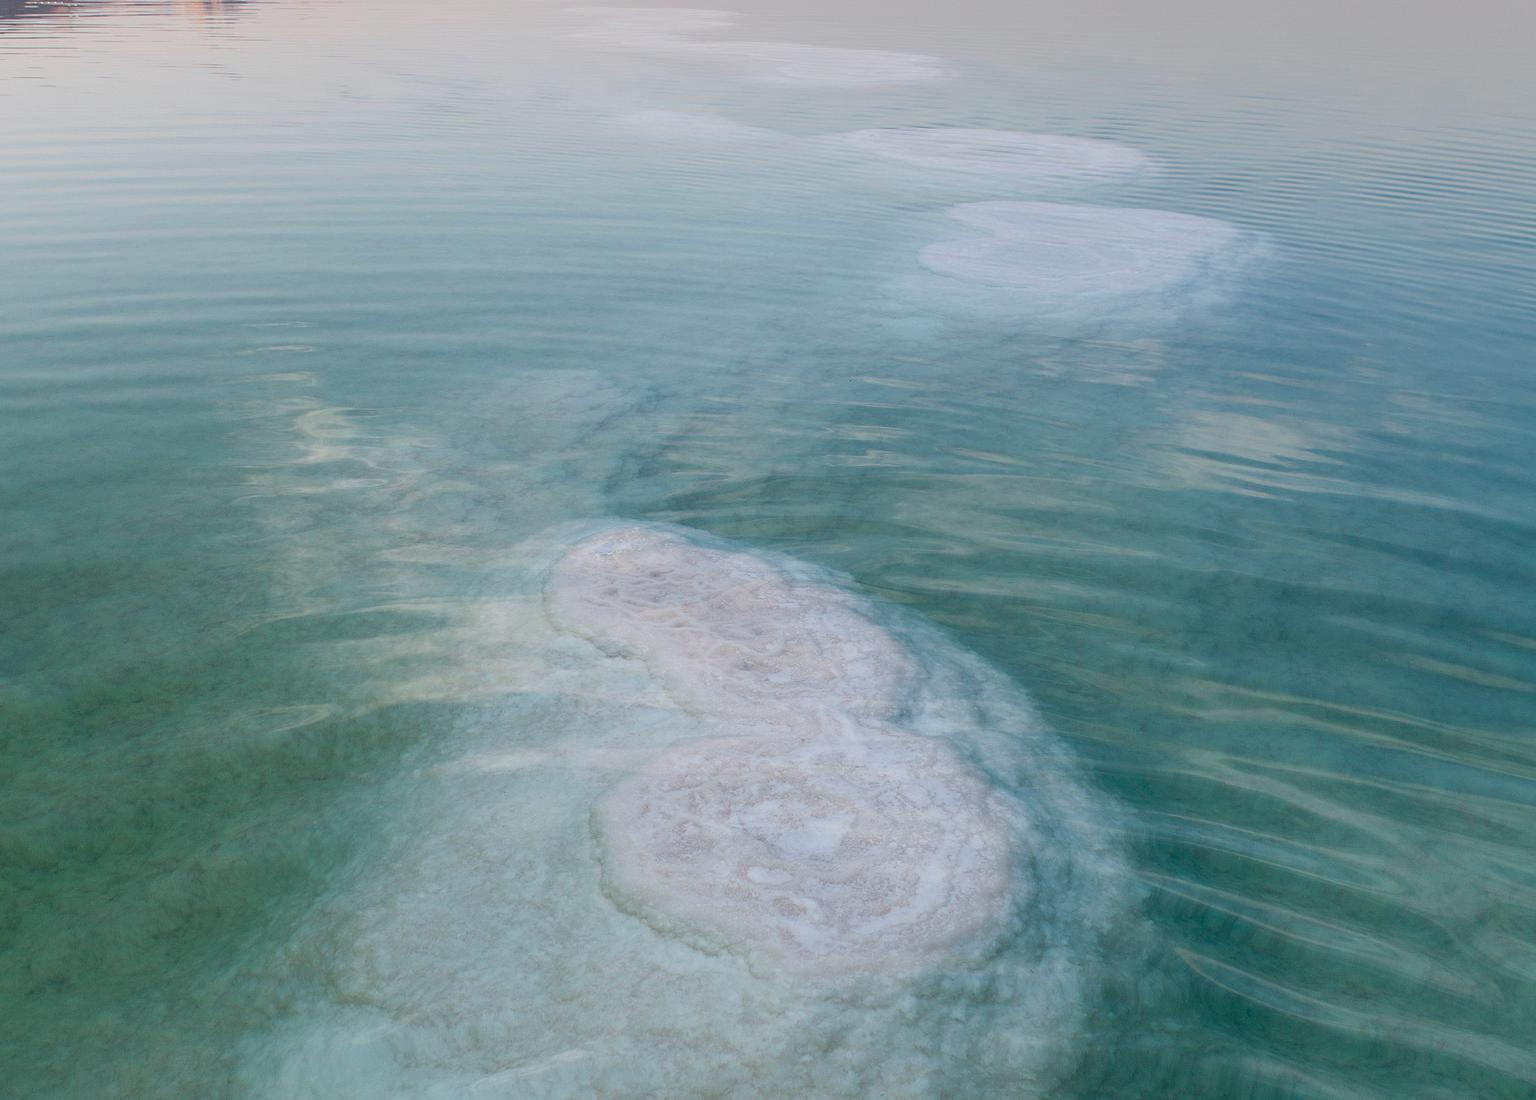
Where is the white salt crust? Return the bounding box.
[903,200,1255,331]
[737,42,946,86]
[842,127,1154,183]
[551,526,1014,971]
[549,525,915,722]
[621,109,781,143]
[596,727,1016,971]
[238,524,1133,1098]
[575,8,946,86]
[922,201,1244,293]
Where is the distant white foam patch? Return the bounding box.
[912,201,1256,330]
[841,127,1154,184]
[575,8,946,86]
[238,523,1134,1098]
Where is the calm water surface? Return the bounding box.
[3,1,1536,1097]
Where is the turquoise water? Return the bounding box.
[4,0,1536,1096]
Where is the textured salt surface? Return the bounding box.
[548,526,915,722]
[595,731,1017,972]
[842,127,1154,183]
[238,524,1130,1097]
[550,526,1014,971]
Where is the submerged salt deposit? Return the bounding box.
[621,108,782,143]
[908,200,1255,329]
[923,201,1245,293]
[594,730,1016,972]
[548,525,916,721]
[735,41,946,86]
[237,523,1132,1097]
[550,526,1015,972]
[575,8,946,86]
[841,127,1154,185]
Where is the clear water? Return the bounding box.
[3,1,1536,1096]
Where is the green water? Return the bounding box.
[3,1,1536,1096]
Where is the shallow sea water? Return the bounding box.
[3,1,1536,1097]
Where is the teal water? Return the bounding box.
[4,1,1536,1096]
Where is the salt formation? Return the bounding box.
[550,526,1014,972]
[913,201,1252,327]
[594,731,1015,971]
[622,109,781,143]
[548,526,915,721]
[573,8,738,50]
[575,8,946,86]
[922,201,1244,293]
[733,42,946,86]
[238,524,1131,1098]
[842,127,1154,184]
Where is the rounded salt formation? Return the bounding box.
[913,201,1254,329]
[573,8,737,49]
[595,730,1016,973]
[550,524,1023,973]
[574,8,945,86]
[237,522,1137,1098]
[623,109,781,143]
[548,525,916,723]
[735,42,946,86]
[843,127,1153,183]
[923,201,1243,293]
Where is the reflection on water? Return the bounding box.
[0,0,244,29]
[2,0,1536,1097]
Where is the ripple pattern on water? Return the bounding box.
[4,0,1536,1098]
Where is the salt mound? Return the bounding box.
[549,525,916,722]
[923,202,1243,293]
[238,524,1136,1098]
[551,525,1020,972]
[596,730,1016,973]
[734,42,946,86]
[909,201,1253,329]
[843,127,1153,183]
[622,109,781,143]
[574,8,738,48]
[576,8,946,86]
